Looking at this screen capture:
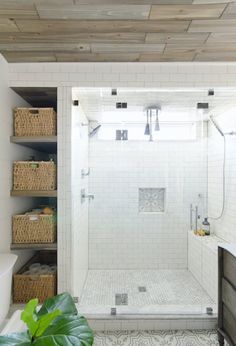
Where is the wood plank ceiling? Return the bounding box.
[1,0,236,62]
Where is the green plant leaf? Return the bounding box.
[33,315,94,346]
[21,299,38,337]
[0,332,31,346]
[34,309,62,338]
[37,293,77,317]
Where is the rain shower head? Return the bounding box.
[144,106,161,141]
[155,111,160,132]
[144,112,150,135]
[144,122,150,135]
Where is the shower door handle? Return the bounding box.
[190,204,194,230]
[195,206,198,232]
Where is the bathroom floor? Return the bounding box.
[78,270,215,315]
[94,330,225,346]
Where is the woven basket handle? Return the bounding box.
[28,215,40,222]
[29,109,39,115]
[30,163,39,168]
[29,276,40,281]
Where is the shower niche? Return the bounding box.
[139,188,166,213]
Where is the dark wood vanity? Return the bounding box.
[218,246,236,346]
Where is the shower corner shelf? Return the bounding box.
[11,190,57,197]
[10,136,57,154]
[11,243,57,251]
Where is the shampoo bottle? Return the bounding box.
[202,217,210,236]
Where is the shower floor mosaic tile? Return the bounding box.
[79,270,215,314]
[94,330,224,346]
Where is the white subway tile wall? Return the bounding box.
[7,61,236,89]
[89,139,207,269]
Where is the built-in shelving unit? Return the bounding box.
[10,136,57,154]
[11,243,57,250]
[9,86,58,302]
[11,190,57,197]
[10,87,58,255]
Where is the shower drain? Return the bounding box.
[115,293,128,305]
[138,286,147,292]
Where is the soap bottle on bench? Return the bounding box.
[202,217,210,236]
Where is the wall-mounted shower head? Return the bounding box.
[89,124,101,137]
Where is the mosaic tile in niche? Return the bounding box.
[139,188,165,213]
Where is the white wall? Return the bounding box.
[71,101,89,298]
[89,135,207,269]
[208,113,236,242]
[0,55,36,271]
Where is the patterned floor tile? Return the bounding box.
[94,330,222,346]
[79,270,215,314]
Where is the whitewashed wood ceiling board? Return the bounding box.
[0,4,39,18]
[222,3,236,18]
[55,52,140,62]
[91,43,165,53]
[145,33,209,44]
[0,43,91,52]
[14,19,191,33]
[192,0,233,3]
[0,18,19,32]
[2,51,57,62]
[207,33,236,43]
[36,5,151,20]
[150,4,225,19]
[1,0,74,4]
[195,51,236,60]
[189,19,236,32]
[0,32,146,44]
[74,0,194,3]
[1,1,236,61]
[139,51,196,61]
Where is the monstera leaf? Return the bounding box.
[0,293,94,346]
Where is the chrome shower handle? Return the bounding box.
[81,168,90,178]
[81,189,94,203]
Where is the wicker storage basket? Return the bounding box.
[13,251,57,304]
[13,213,56,244]
[13,161,56,191]
[14,107,57,136]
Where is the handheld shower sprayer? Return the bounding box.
[209,115,236,137]
[209,115,224,137]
